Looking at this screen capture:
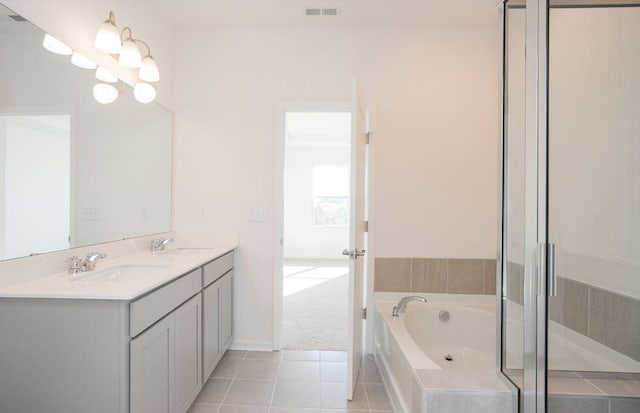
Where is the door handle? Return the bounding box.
[342,249,366,259]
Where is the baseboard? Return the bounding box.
[229,340,274,352]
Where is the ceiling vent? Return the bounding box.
[8,14,27,22]
[305,8,339,16]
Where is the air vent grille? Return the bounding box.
[9,14,27,22]
[305,8,339,16]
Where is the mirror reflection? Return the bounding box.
[0,3,172,261]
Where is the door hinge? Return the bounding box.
[362,307,367,320]
[365,131,371,144]
[363,220,369,232]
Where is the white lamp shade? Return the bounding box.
[71,51,97,69]
[119,39,141,68]
[93,83,119,104]
[133,82,156,104]
[139,56,160,82]
[42,34,72,55]
[95,67,118,83]
[95,21,121,54]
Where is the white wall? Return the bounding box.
[173,24,500,348]
[284,145,350,259]
[2,0,176,108]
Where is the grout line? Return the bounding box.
[267,355,283,408]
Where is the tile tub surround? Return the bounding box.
[374,258,497,295]
[188,350,394,413]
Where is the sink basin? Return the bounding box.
[158,248,214,256]
[71,265,170,282]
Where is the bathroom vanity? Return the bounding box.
[0,246,236,413]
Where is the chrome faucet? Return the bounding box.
[150,237,174,252]
[65,252,107,274]
[392,296,427,317]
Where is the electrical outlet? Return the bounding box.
[82,207,101,221]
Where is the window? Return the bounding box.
[312,165,349,226]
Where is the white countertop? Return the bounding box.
[0,243,237,300]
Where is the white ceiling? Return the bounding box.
[148,0,500,29]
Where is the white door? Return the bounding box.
[346,80,368,400]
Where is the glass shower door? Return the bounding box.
[501,1,527,408]
[546,2,640,412]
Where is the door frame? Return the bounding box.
[273,102,354,350]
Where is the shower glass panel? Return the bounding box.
[547,2,640,411]
[501,0,526,400]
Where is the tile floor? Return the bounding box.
[188,350,394,413]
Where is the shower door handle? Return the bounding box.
[537,242,558,297]
[548,243,557,297]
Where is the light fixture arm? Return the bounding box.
[105,11,116,25]
[120,26,134,42]
[133,38,152,57]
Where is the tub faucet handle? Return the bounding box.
[392,296,427,317]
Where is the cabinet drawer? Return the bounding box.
[203,251,234,287]
[130,269,201,337]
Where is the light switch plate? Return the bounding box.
[248,207,268,222]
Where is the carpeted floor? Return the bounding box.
[282,259,349,350]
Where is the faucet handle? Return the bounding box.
[64,256,84,273]
[86,252,107,260]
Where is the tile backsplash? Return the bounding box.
[504,261,640,363]
[374,257,497,295]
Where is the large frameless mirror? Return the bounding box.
[0,3,172,261]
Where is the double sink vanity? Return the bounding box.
[0,242,237,413]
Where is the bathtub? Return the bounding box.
[374,293,512,413]
[374,293,640,413]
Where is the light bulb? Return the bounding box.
[42,33,72,55]
[95,67,118,83]
[93,83,119,104]
[139,55,160,82]
[119,39,141,68]
[95,14,121,54]
[71,51,97,69]
[134,82,156,104]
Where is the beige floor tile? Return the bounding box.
[364,383,392,410]
[213,358,243,378]
[271,408,322,413]
[218,405,269,413]
[236,359,280,380]
[320,362,347,382]
[246,351,283,360]
[282,350,320,361]
[320,351,347,362]
[278,360,321,381]
[196,378,232,404]
[271,381,322,408]
[188,403,220,413]
[320,382,368,410]
[223,350,247,360]
[223,379,275,407]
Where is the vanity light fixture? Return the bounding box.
[93,82,126,104]
[136,40,160,82]
[118,27,142,68]
[94,11,121,54]
[42,33,72,55]
[133,82,156,104]
[95,66,118,83]
[70,51,97,69]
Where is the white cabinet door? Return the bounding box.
[174,295,202,413]
[202,282,221,381]
[131,316,174,413]
[220,270,234,351]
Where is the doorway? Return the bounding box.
[281,111,352,351]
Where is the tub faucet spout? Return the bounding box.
[392,296,427,317]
